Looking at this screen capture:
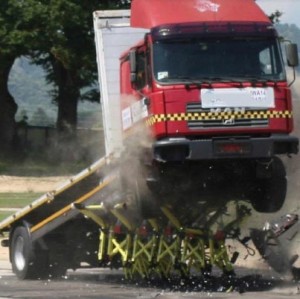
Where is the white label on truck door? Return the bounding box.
[132,99,149,123]
[122,107,132,130]
[122,99,149,131]
[201,87,275,108]
[131,100,143,123]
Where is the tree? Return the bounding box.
[0,0,47,149]
[34,0,130,136]
[0,0,130,150]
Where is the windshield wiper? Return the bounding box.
[159,75,273,87]
[240,75,271,85]
[209,75,273,86]
[198,76,239,83]
[159,76,213,85]
[159,76,191,81]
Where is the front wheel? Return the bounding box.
[250,157,287,213]
[120,153,160,220]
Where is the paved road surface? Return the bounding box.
[1,256,300,299]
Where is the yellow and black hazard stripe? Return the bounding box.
[146,110,292,126]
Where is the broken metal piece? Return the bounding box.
[251,213,300,280]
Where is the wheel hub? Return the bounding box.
[14,236,26,271]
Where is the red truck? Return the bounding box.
[114,0,299,217]
[1,0,299,281]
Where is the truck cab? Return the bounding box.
[119,0,299,214]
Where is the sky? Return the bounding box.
[257,0,300,27]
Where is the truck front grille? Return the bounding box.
[186,103,269,129]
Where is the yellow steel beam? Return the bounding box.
[98,230,108,261]
[107,231,132,261]
[76,205,107,229]
[110,204,134,231]
[160,206,181,229]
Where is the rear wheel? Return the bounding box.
[10,226,68,280]
[250,157,287,213]
[10,226,47,279]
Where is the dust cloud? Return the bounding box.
[117,95,155,217]
[284,77,300,213]
[97,94,155,222]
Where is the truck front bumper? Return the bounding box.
[153,134,299,161]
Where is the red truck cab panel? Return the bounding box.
[119,0,298,160]
[131,0,270,29]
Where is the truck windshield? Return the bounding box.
[153,38,285,83]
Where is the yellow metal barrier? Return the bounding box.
[74,202,250,279]
[181,235,207,274]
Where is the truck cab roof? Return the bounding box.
[131,0,271,29]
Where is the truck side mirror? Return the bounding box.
[286,43,299,67]
[129,49,137,82]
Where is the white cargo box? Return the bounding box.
[93,10,148,155]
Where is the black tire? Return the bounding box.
[120,153,159,219]
[135,176,160,219]
[250,157,287,213]
[10,226,67,280]
[10,226,46,279]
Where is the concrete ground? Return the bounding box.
[1,235,300,299]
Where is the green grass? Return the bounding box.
[0,192,43,208]
[0,149,93,177]
[0,211,14,222]
[0,192,43,223]
[0,158,86,176]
